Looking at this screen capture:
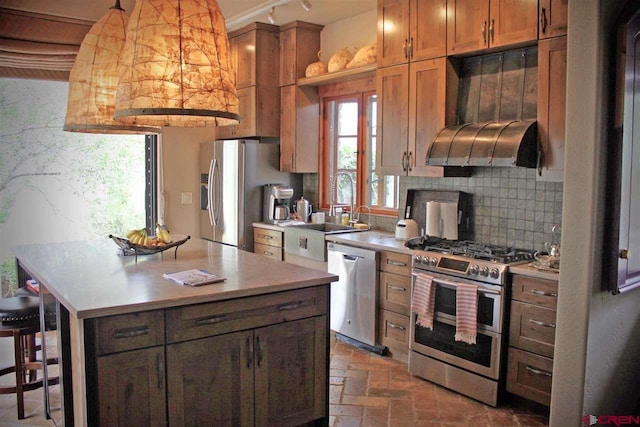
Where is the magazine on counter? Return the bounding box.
[163,269,226,286]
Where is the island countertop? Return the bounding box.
[13,238,338,319]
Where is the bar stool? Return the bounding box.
[0,295,57,419]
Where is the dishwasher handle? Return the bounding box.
[343,254,361,262]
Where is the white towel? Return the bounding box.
[455,282,479,344]
[412,272,436,330]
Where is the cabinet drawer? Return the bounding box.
[512,275,558,309]
[93,310,165,356]
[380,252,412,276]
[254,228,283,247]
[378,272,411,316]
[378,309,409,351]
[254,242,283,261]
[507,348,553,406]
[509,301,556,358]
[166,286,328,343]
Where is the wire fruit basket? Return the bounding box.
[109,234,191,262]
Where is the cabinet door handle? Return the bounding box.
[407,151,413,172]
[388,284,407,292]
[196,315,229,326]
[530,289,558,297]
[259,234,274,240]
[482,21,487,44]
[263,251,274,256]
[489,19,494,43]
[387,260,407,267]
[529,318,556,328]
[278,300,309,311]
[388,322,406,331]
[403,38,408,59]
[157,353,163,390]
[247,336,254,368]
[256,336,264,367]
[525,366,552,377]
[113,326,150,339]
[401,152,408,171]
[540,8,548,34]
[290,153,294,170]
[408,37,414,58]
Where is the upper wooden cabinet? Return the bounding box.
[377,0,447,67]
[377,58,458,176]
[447,0,538,56]
[537,36,567,182]
[539,0,568,39]
[279,21,323,86]
[217,23,280,140]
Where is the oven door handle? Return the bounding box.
[413,271,501,295]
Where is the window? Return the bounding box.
[0,78,156,296]
[321,88,398,216]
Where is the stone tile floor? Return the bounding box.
[0,332,549,426]
[328,335,550,427]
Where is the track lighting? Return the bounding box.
[301,0,312,12]
[267,6,277,24]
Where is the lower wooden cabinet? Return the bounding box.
[254,227,284,261]
[507,274,558,406]
[96,346,166,426]
[89,286,329,426]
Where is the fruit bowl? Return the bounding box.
[109,234,191,262]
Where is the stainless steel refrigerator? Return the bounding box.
[200,139,300,251]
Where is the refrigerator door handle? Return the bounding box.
[207,159,215,226]
[212,158,221,226]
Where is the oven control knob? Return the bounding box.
[469,264,479,275]
[430,257,438,266]
[413,254,421,264]
[479,266,489,277]
[422,256,430,264]
[489,268,500,279]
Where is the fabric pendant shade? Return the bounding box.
[64,1,160,134]
[113,0,240,127]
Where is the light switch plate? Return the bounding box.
[181,192,193,204]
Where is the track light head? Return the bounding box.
[301,0,312,12]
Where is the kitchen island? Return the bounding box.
[14,238,337,426]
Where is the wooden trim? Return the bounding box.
[298,64,376,87]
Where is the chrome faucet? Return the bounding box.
[329,172,355,222]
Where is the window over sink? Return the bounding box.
[320,84,398,216]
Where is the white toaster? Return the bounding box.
[395,219,419,240]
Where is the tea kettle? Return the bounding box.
[294,196,312,222]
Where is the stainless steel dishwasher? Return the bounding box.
[327,242,379,346]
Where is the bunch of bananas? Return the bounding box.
[126,228,150,246]
[125,224,172,247]
[155,223,172,244]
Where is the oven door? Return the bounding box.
[413,271,505,334]
[410,313,502,380]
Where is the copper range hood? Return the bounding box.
[426,119,538,168]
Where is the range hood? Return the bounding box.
[426,119,539,168]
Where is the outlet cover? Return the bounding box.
[181,192,193,204]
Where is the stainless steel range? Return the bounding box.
[405,236,535,407]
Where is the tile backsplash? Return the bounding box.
[303,167,563,252]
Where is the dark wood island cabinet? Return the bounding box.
[14,238,335,426]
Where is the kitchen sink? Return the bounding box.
[284,222,366,262]
[287,223,363,234]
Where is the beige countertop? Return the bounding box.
[509,263,560,281]
[252,222,286,232]
[14,238,337,319]
[324,230,414,255]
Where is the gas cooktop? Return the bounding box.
[405,236,536,265]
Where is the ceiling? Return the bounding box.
[0,0,376,31]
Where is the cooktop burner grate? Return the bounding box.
[405,236,536,264]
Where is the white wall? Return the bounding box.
[320,9,376,63]
[551,0,640,424]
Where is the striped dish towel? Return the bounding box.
[455,282,479,345]
[412,271,436,330]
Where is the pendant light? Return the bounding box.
[64,0,160,134]
[113,0,240,127]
